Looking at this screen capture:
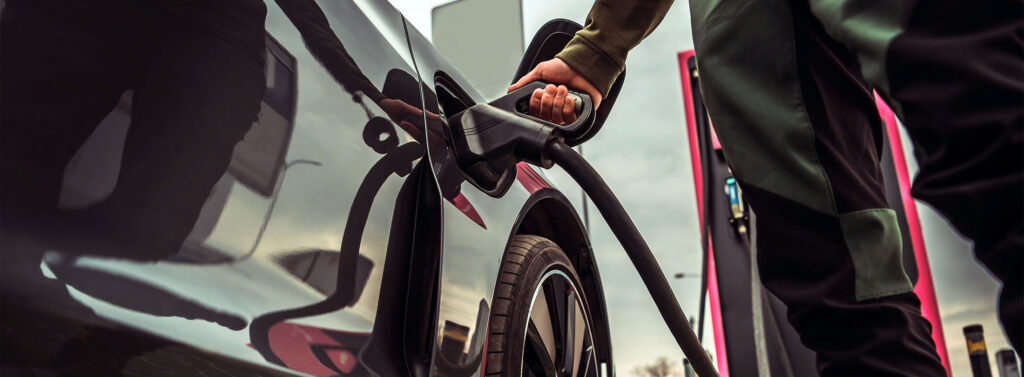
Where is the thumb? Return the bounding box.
[508,68,542,93]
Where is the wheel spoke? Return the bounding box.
[578,345,594,377]
[564,288,577,376]
[530,288,558,365]
[543,277,567,370]
[524,320,558,377]
[525,270,598,377]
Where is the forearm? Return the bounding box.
[276,0,386,103]
[555,0,674,96]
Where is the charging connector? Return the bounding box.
[447,103,559,190]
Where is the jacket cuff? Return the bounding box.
[354,82,386,104]
[363,88,387,105]
[555,35,623,97]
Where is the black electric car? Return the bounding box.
[0,0,618,376]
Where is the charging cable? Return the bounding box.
[546,141,718,376]
[448,88,720,376]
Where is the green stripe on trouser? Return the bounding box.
[688,0,912,302]
[840,209,913,301]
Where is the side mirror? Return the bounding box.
[499,19,626,146]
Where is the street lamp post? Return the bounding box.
[674,272,702,377]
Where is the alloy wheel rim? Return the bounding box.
[520,270,598,377]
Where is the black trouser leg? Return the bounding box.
[0,0,139,308]
[0,0,135,231]
[689,0,947,373]
[81,18,266,260]
[2,0,266,262]
[887,0,1024,351]
[804,0,1024,351]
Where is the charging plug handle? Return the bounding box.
[490,81,595,140]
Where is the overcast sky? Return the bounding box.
[388,0,1014,375]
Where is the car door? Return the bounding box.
[401,18,561,377]
[243,2,432,375]
[2,0,432,375]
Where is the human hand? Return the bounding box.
[379,98,441,124]
[378,98,441,141]
[507,58,602,125]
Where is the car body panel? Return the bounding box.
[0,1,608,376]
[3,0,425,375]
[402,22,613,376]
[405,20,541,376]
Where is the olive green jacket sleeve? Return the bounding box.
[555,0,674,96]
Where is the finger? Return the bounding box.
[538,84,557,121]
[399,121,416,132]
[508,68,542,93]
[401,101,424,116]
[529,89,543,117]
[550,85,568,124]
[562,91,578,124]
[424,110,442,121]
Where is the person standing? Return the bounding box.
[511,0,1022,375]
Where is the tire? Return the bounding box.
[485,235,599,377]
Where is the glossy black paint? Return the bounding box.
[405,20,615,376]
[0,1,609,376]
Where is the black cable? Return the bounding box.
[691,70,713,349]
[697,225,709,342]
[697,111,713,346]
[547,140,719,377]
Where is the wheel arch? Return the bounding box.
[508,187,614,373]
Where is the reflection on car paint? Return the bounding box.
[516,162,552,195]
[401,21,548,377]
[2,0,606,376]
[249,137,424,370]
[435,299,490,375]
[264,321,370,376]
[450,194,486,229]
[2,0,431,375]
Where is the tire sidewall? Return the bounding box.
[500,238,594,375]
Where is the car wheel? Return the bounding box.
[486,235,599,377]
